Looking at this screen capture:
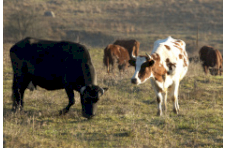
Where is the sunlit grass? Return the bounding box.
[3,42,223,147]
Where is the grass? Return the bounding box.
[3,43,223,147]
[3,0,223,53]
[3,0,223,147]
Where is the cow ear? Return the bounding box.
[149,60,155,66]
[129,59,136,66]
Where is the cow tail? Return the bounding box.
[106,57,110,73]
[103,46,110,73]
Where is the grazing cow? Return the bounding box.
[103,44,130,73]
[113,39,140,59]
[199,46,223,75]
[129,36,189,116]
[10,37,108,119]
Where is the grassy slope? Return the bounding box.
[3,0,223,54]
[3,44,223,147]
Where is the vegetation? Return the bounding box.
[3,0,223,147]
[3,0,223,54]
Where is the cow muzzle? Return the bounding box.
[131,78,138,84]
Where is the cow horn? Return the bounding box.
[80,86,86,94]
[146,53,151,59]
[99,87,104,96]
[132,53,137,59]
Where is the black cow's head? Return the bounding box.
[80,84,108,119]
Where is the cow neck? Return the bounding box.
[151,53,167,82]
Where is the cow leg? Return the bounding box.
[163,91,167,114]
[156,93,163,116]
[60,87,75,115]
[172,81,180,114]
[107,65,110,73]
[150,80,163,116]
[219,66,222,75]
[107,57,110,73]
[203,64,209,75]
[11,74,29,112]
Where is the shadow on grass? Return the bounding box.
[142,99,156,105]
[3,105,89,123]
[114,132,132,137]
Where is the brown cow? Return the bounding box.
[199,46,223,75]
[103,44,130,73]
[113,39,140,59]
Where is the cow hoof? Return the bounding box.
[12,106,23,113]
[173,108,179,115]
[59,109,68,115]
[157,111,162,116]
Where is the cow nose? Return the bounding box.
[131,78,138,84]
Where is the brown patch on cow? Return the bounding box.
[152,60,167,82]
[173,42,179,46]
[137,54,166,83]
[151,53,161,62]
[183,58,188,67]
[164,45,170,50]
[113,39,140,58]
[165,58,176,74]
[175,40,183,46]
[179,54,183,59]
[166,58,170,63]
[174,45,183,52]
[138,61,152,82]
[183,51,188,58]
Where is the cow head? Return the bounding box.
[129,53,155,85]
[80,85,108,119]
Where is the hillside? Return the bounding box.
[3,0,223,55]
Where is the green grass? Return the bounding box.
[3,43,223,147]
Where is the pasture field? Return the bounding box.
[3,0,223,147]
[3,43,223,147]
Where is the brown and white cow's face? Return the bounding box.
[129,56,155,85]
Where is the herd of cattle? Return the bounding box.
[9,36,223,119]
[104,39,223,76]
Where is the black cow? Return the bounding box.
[10,37,108,119]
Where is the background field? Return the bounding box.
[3,0,223,147]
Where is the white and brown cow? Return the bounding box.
[129,36,189,116]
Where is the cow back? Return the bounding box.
[152,36,189,79]
[104,44,130,62]
[10,37,97,86]
[113,39,140,58]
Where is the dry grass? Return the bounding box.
[3,44,223,147]
[3,0,223,53]
[3,0,223,147]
